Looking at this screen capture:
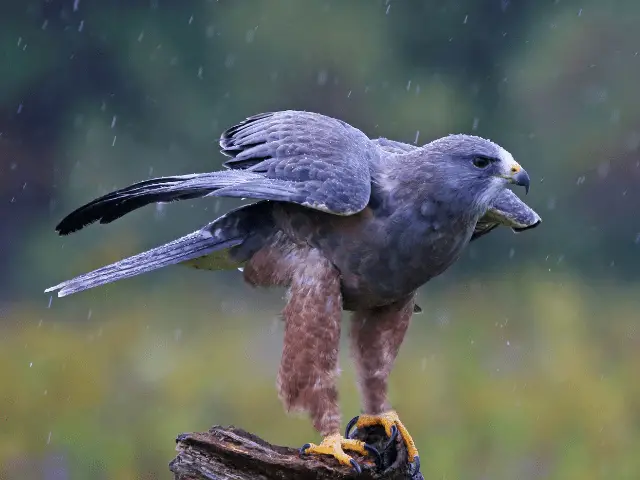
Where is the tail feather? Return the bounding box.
[46,201,274,298]
[45,229,242,298]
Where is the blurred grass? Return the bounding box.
[2,272,639,479]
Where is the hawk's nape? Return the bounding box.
[47,110,541,475]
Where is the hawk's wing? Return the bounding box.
[471,189,541,241]
[54,112,379,234]
[219,111,379,215]
[373,137,542,240]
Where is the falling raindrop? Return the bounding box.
[547,197,556,210]
[47,296,52,308]
[317,70,328,86]
[597,161,610,179]
[610,109,620,123]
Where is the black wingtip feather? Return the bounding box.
[219,112,277,151]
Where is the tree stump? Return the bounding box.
[170,424,424,480]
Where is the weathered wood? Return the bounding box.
[169,424,424,480]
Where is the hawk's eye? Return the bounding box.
[472,156,493,169]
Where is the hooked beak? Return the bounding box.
[504,164,530,194]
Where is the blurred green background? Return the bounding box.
[1,1,639,479]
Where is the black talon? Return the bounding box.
[349,458,362,474]
[363,443,382,470]
[409,455,421,475]
[299,443,311,456]
[381,425,399,453]
[345,415,360,439]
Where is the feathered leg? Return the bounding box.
[273,249,378,472]
[347,295,420,470]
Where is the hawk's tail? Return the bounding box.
[55,170,266,235]
[45,202,273,298]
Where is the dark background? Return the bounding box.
[2,1,639,479]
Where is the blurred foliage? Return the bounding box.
[1,0,639,479]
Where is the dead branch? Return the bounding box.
[170,424,424,480]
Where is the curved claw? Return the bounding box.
[345,415,360,439]
[363,443,382,470]
[299,435,374,473]
[299,443,311,456]
[381,424,399,453]
[349,458,362,474]
[409,455,421,475]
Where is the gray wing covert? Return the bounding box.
[219,111,378,215]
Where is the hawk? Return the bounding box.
[46,111,540,473]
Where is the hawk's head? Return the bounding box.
[417,134,530,213]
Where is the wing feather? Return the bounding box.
[220,111,378,215]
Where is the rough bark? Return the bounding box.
[170,424,424,480]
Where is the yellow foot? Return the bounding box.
[345,410,420,470]
[299,432,380,473]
